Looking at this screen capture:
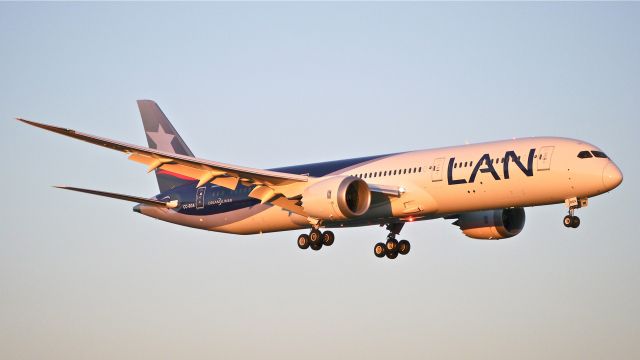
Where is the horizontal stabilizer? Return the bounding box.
[54,186,178,208]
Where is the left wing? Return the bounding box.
[18,118,401,218]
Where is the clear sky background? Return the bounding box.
[1,2,638,359]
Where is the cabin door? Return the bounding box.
[431,157,445,182]
[196,187,206,209]
[537,146,555,171]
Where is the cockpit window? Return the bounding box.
[591,151,608,158]
[577,151,593,159]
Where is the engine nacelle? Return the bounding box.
[454,207,526,240]
[301,176,371,221]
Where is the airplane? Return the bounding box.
[17,100,623,259]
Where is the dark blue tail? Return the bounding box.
[137,100,195,192]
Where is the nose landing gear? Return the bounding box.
[563,197,587,229]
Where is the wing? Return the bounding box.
[19,118,310,215]
[19,118,401,218]
[18,118,308,189]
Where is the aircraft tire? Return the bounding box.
[571,216,581,228]
[310,243,323,251]
[398,240,411,255]
[309,229,323,245]
[297,234,310,250]
[386,238,399,252]
[386,249,398,259]
[322,231,335,246]
[563,215,573,228]
[374,243,386,258]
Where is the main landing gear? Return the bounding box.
[297,229,335,251]
[374,223,410,260]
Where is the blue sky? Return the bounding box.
[1,3,638,359]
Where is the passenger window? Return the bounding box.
[577,151,593,159]
[591,151,608,158]
[418,167,422,172]
[454,163,457,168]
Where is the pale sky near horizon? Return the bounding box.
[1,3,639,359]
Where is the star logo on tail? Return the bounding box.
[146,124,175,153]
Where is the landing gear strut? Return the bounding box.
[374,223,411,260]
[297,229,334,251]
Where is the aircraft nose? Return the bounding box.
[602,162,623,190]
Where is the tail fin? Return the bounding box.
[137,100,196,192]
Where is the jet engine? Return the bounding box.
[301,176,371,221]
[453,207,525,239]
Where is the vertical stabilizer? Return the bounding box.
[137,100,195,192]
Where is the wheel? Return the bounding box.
[310,243,323,251]
[398,240,411,255]
[374,243,386,258]
[386,238,399,252]
[309,229,322,245]
[322,231,335,246]
[297,234,310,250]
[571,216,580,228]
[386,250,398,259]
[563,215,573,228]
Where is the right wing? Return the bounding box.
[17,118,308,190]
